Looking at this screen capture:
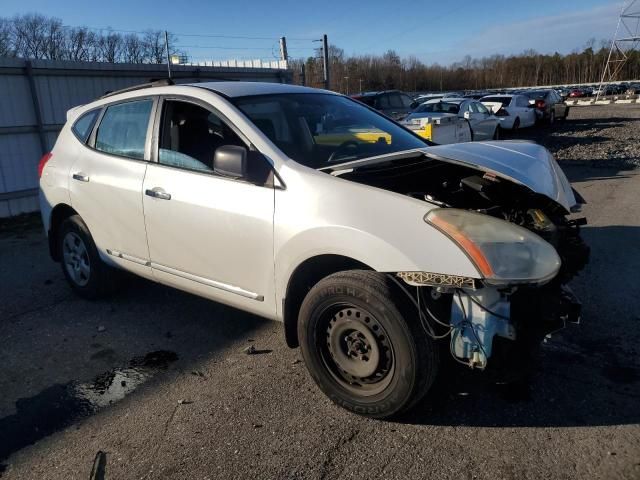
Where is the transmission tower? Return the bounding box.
[597,0,640,99]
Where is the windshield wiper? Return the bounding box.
[318,149,428,174]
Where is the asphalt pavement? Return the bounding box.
[0,136,639,478]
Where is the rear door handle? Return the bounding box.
[145,188,171,200]
[72,172,90,182]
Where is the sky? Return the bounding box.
[1,0,625,65]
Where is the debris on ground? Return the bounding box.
[243,345,273,355]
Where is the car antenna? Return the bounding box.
[165,30,173,81]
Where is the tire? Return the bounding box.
[548,110,555,125]
[298,270,439,419]
[466,121,475,141]
[58,215,117,299]
[493,125,502,140]
[513,117,520,130]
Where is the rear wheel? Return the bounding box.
[298,271,439,418]
[59,215,117,299]
[548,110,556,125]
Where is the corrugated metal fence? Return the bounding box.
[0,57,292,217]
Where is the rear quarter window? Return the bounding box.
[72,109,100,143]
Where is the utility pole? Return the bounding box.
[300,63,306,86]
[279,36,288,67]
[359,78,363,93]
[164,30,172,79]
[322,34,330,90]
[344,76,350,95]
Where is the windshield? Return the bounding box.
[413,101,460,114]
[232,93,428,168]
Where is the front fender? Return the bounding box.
[273,168,482,313]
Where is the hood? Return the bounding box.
[425,141,577,212]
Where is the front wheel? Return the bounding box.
[298,271,439,419]
[493,125,502,140]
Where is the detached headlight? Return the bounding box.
[425,208,560,285]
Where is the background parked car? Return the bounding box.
[523,89,569,124]
[464,91,491,100]
[480,94,537,130]
[350,90,417,120]
[568,88,586,98]
[626,83,640,94]
[404,98,501,140]
[413,93,445,104]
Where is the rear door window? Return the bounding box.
[95,99,153,160]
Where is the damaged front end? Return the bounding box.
[334,142,590,374]
[395,271,584,375]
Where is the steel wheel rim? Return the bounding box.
[319,305,395,396]
[62,231,90,287]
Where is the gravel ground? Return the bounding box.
[509,104,640,168]
[0,105,639,479]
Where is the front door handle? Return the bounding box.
[72,172,90,182]
[145,188,171,200]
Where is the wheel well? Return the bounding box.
[48,204,78,261]
[283,255,371,348]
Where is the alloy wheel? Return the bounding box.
[62,231,91,287]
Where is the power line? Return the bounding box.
[61,24,317,42]
[176,45,276,50]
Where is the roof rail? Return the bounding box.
[100,78,175,99]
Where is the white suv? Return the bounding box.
[39,81,589,418]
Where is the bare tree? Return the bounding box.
[143,30,165,64]
[122,33,144,63]
[64,27,100,61]
[97,30,123,63]
[0,17,13,57]
[12,13,50,59]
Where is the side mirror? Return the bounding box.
[463,111,472,120]
[214,145,247,179]
[410,101,419,109]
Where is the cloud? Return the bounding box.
[411,2,621,65]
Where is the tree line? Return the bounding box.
[292,41,640,93]
[1,13,639,91]
[0,13,180,63]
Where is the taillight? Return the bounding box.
[38,152,52,178]
[495,107,509,117]
[535,99,546,110]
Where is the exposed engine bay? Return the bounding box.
[336,154,590,375]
